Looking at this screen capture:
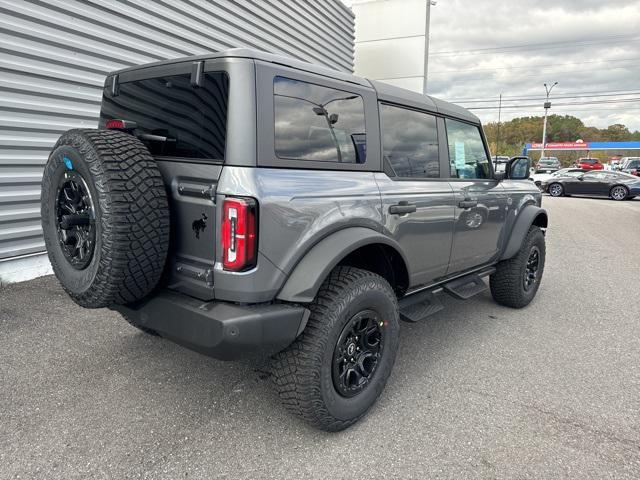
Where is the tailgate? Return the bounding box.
[100,67,230,300]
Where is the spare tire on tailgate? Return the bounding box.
[41,129,170,308]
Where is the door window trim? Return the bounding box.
[379,102,441,181]
[442,116,496,182]
[376,100,495,182]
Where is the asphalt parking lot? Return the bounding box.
[1,195,639,479]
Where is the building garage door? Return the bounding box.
[0,0,354,261]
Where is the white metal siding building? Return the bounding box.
[0,0,354,282]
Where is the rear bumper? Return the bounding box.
[111,290,309,360]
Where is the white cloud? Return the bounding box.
[427,0,640,130]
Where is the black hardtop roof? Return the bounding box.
[111,48,479,124]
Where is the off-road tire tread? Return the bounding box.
[270,267,398,431]
[490,226,545,308]
[42,129,169,307]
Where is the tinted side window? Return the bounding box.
[445,119,490,179]
[380,104,439,178]
[101,72,228,160]
[273,77,366,163]
[585,172,607,179]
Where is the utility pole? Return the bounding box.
[540,81,558,159]
[496,93,502,155]
[422,1,436,94]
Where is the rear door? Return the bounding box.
[444,118,508,274]
[375,103,455,286]
[100,61,236,300]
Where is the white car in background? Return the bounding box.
[531,167,586,190]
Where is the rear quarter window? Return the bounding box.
[273,76,366,164]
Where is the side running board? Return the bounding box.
[399,267,496,322]
[442,268,495,300]
[399,290,444,323]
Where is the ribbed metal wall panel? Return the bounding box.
[0,0,355,260]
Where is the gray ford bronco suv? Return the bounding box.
[42,48,547,431]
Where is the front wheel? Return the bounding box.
[548,183,564,197]
[610,185,628,201]
[490,226,546,308]
[271,267,400,431]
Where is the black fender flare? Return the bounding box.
[276,227,409,303]
[500,205,548,260]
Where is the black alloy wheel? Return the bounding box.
[332,310,385,398]
[55,170,96,270]
[523,246,540,292]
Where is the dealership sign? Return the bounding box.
[529,141,588,150]
[524,140,640,154]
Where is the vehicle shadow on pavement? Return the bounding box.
[1,275,515,441]
[95,288,506,432]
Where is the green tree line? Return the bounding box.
[484,114,640,164]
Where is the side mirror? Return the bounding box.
[505,156,531,180]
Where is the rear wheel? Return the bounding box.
[271,267,400,431]
[548,183,564,197]
[490,226,546,308]
[610,185,628,201]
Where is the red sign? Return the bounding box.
[529,142,589,150]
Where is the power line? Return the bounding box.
[430,36,640,57]
[443,88,640,102]
[426,65,640,83]
[429,33,639,55]
[453,92,640,104]
[477,106,640,114]
[467,98,640,110]
[428,57,640,75]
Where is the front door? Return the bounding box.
[444,118,508,274]
[375,103,456,287]
[565,171,607,195]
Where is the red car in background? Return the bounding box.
[576,157,604,170]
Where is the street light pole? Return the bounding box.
[540,81,558,160]
[422,1,436,94]
[496,93,502,155]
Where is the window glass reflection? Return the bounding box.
[274,77,366,163]
[380,104,439,178]
[446,119,489,179]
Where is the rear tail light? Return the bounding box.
[221,197,258,271]
[105,119,137,130]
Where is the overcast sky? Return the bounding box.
[424,0,640,131]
